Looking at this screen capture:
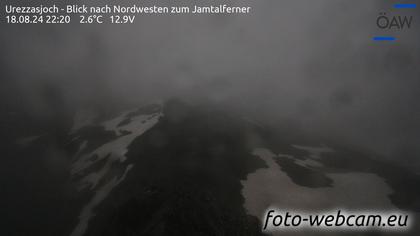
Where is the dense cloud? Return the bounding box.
[1,0,419,168]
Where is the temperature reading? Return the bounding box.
[80,15,103,24]
[110,15,136,24]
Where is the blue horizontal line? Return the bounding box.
[394,4,416,9]
[373,36,396,41]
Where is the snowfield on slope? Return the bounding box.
[69,106,163,236]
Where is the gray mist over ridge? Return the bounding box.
[1,0,420,168]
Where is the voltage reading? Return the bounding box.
[110,15,135,24]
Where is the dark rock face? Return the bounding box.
[273,156,333,188]
[322,149,420,212]
[261,130,420,212]
[83,100,266,236]
[2,99,420,236]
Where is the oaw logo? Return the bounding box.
[376,13,413,30]
[373,3,416,41]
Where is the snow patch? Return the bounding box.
[71,111,162,177]
[69,106,163,236]
[292,144,334,159]
[70,164,133,236]
[278,150,324,168]
[242,148,399,229]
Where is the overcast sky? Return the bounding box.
[1,0,419,168]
